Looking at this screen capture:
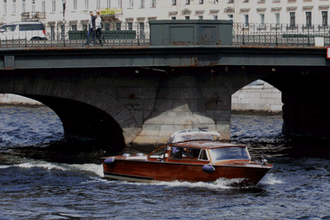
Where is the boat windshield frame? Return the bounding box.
[148,146,167,159]
[169,145,210,162]
[208,146,251,163]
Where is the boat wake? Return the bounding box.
[0,156,104,177]
[154,178,247,190]
[259,173,283,185]
[1,158,281,189]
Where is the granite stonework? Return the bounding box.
[134,74,231,147]
[0,73,282,147]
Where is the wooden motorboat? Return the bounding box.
[102,129,273,185]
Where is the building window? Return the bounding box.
[228,0,233,2]
[118,0,122,8]
[306,11,312,26]
[198,15,203,20]
[228,14,233,20]
[172,17,176,20]
[116,22,121,30]
[244,14,249,26]
[290,12,295,26]
[275,13,280,25]
[41,1,46,13]
[172,0,176,5]
[213,15,218,20]
[199,0,204,4]
[128,22,133,30]
[185,16,190,20]
[260,13,265,25]
[22,0,25,13]
[140,0,144,8]
[151,0,156,7]
[96,0,101,9]
[107,0,111,8]
[12,0,16,14]
[73,0,77,10]
[84,0,89,10]
[214,0,219,3]
[129,0,133,8]
[139,22,145,38]
[32,0,35,13]
[52,0,56,12]
[243,0,249,2]
[186,0,190,4]
[322,11,328,26]
[3,0,7,16]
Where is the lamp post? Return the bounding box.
[62,0,66,46]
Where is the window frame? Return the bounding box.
[322,11,328,26]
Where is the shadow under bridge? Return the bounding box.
[26,95,125,151]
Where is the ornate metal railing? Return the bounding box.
[0,22,150,48]
[233,23,330,47]
[1,22,330,48]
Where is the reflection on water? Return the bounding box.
[1,106,330,219]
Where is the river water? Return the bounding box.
[1,106,330,220]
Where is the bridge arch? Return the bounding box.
[0,70,146,150]
[25,95,125,151]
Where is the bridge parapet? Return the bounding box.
[1,22,330,49]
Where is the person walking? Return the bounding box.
[95,12,104,46]
[86,11,96,45]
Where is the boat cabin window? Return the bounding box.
[209,147,250,162]
[170,147,208,161]
[199,149,208,161]
[149,146,166,159]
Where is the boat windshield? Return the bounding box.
[209,147,250,162]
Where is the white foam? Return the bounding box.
[0,165,11,169]
[16,162,67,171]
[69,163,104,177]
[117,178,246,190]
[259,173,283,185]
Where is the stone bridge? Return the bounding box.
[2,20,330,150]
[1,45,330,150]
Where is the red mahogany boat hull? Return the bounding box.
[102,159,272,185]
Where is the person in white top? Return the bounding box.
[95,12,104,46]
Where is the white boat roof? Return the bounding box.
[168,129,221,144]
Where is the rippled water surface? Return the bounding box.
[1,106,330,220]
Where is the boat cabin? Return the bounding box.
[148,129,251,165]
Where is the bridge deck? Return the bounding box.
[1,45,329,71]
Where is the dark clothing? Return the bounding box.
[90,16,96,29]
[86,15,96,44]
[87,28,96,44]
[96,28,103,45]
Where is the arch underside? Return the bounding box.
[25,95,125,151]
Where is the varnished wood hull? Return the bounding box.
[102,159,272,185]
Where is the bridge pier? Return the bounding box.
[282,91,330,141]
[278,68,330,141]
[133,67,260,147]
[133,72,231,147]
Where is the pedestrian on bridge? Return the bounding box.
[86,11,96,45]
[95,11,104,46]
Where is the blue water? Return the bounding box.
[1,106,330,220]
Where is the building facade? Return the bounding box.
[0,0,329,26]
